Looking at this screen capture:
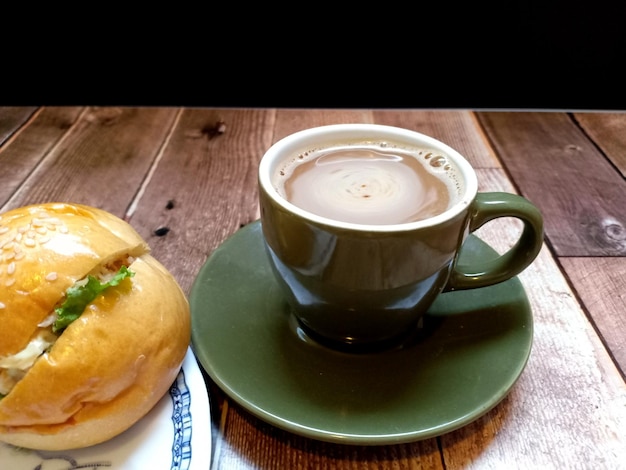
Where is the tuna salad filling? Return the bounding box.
[0,259,134,398]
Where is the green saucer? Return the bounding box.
[190,221,533,445]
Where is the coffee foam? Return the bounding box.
[273,142,464,225]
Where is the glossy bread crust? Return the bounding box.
[0,203,190,450]
[0,203,150,357]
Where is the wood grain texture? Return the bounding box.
[518,251,626,467]
[573,112,626,177]
[373,110,501,169]
[127,108,276,294]
[440,241,626,468]
[272,109,375,141]
[0,107,84,207]
[0,106,38,144]
[443,167,626,468]
[200,110,626,469]
[476,111,626,257]
[560,257,626,377]
[216,402,444,470]
[0,107,178,216]
[1,107,625,470]
[270,109,500,169]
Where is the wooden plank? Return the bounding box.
[0,106,38,144]
[216,405,443,470]
[206,135,626,468]
[373,110,501,169]
[573,112,626,178]
[272,108,375,140]
[1,107,178,217]
[0,107,84,207]
[127,108,276,294]
[136,108,445,468]
[476,111,626,257]
[440,172,626,469]
[127,108,358,467]
[195,109,626,468]
[560,257,626,376]
[0,107,623,468]
[272,109,500,169]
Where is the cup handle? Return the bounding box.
[444,192,544,291]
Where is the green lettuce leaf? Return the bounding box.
[52,266,134,333]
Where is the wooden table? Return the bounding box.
[1,107,625,469]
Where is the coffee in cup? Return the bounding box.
[258,124,543,350]
[275,143,459,225]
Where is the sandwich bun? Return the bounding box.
[0,202,191,450]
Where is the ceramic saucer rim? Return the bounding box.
[190,221,533,445]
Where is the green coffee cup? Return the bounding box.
[258,124,543,350]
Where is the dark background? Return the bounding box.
[3,3,625,110]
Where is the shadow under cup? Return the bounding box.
[258,124,544,351]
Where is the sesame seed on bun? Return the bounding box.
[0,202,190,450]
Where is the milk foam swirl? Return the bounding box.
[277,145,457,225]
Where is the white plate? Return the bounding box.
[0,347,212,469]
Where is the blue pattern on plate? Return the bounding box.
[7,367,194,469]
[170,367,192,470]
